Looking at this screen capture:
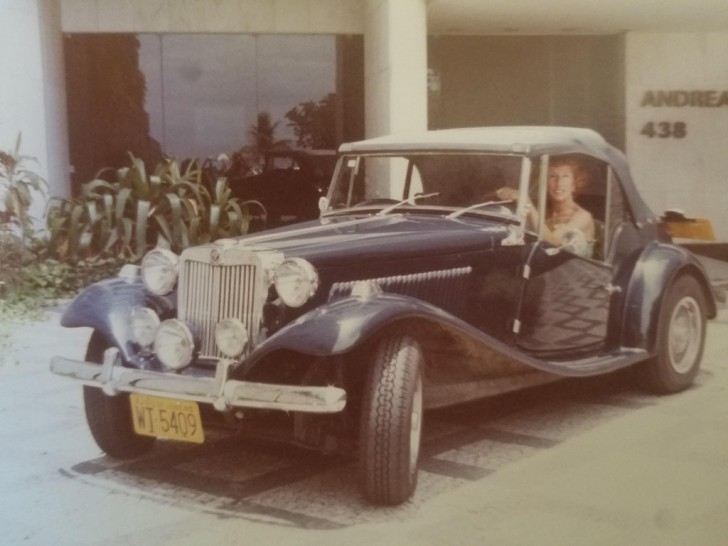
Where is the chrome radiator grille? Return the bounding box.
[178,246,266,360]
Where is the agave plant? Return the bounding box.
[46,154,262,261]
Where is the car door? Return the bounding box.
[515,244,613,355]
[514,154,622,358]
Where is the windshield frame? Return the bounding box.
[320,151,533,226]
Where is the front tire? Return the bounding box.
[359,333,424,505]
[83,331,155,459]
[639,275,707,394]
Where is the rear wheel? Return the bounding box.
[639,275,707,394]
[83,331,155,459]
[359,333,424,505]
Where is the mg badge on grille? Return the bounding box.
[211,248,221,263]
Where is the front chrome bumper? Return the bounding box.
[50,348,346,413]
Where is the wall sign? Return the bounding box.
[639,89,728,139]
[641,90,728,107]
[640,121,686,138]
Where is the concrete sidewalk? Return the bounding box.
[358,316,728,546]
[1,302,727,545]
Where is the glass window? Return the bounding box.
[64,33,363,191]
[156,34,257,161]
[325,153,522,215]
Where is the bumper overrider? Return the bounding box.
[50,347,347,413]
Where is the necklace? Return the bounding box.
[547,204,578,228]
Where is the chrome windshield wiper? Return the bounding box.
[446,199,514,219]
[377,192,441,216]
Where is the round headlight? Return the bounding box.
[141,248,179,295]
[130,307,160,348]
[274,257,319,308]
[153,319,194,370]
[215,318,249,358]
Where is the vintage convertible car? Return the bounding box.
[51,127,717,505]
[227,148,337,228]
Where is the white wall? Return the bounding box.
[0,0,70,223]
[60,0,363,34]
[626,32,728,242]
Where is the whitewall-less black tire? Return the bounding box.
[359,333,424,505]
[83,331,156,459]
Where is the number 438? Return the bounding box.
[641,121,687,138]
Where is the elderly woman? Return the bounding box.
[497,155,596,256]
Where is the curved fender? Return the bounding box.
[244,293,449,371]
[240,293,606,378]
[620,241,716,352]
[61,276,176,360]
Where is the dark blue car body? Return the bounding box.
[52,127,717,505]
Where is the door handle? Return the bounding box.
[600,283,621,295]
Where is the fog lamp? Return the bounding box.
[130,307,160,348]
[215,318,249,358]
[153,319,194,370]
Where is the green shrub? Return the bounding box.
[45,154,261,261]
[0,254,129,366]
[1,133,47,288]
[1,153,264,365]
[0,134,47,241]
[9,256,125,299]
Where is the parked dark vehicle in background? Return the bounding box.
[51,127,717,505]
[228,148,336,228]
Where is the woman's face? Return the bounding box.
[547,164,576,203]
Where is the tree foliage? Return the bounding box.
[285,93,337,149]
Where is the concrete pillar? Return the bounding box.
[0,0,70,228]
[364,0,428,138]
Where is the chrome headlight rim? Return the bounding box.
[153,319,195,371]
[215,318,249,358]
[274,257,319,308]
[141,248,180,296]
[130,307,160,348]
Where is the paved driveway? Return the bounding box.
[1,305,727,545]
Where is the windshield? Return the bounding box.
[323,153,526,218]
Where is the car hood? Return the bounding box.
[233,213,516,267]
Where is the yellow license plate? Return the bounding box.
[130,393,205,444]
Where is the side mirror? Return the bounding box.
[318,196,329,212]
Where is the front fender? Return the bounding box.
[620,241,716,352]
[61,276,176,360]
[240,292,634,378]
[244,293,448,371]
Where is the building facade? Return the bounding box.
[3,0,728,239]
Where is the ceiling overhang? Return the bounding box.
[426,0,728,35]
